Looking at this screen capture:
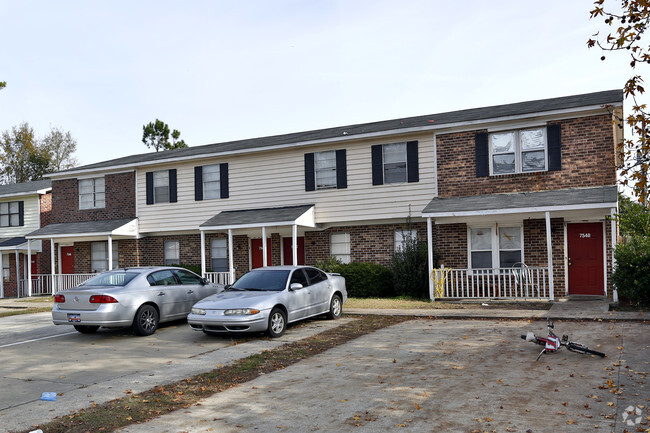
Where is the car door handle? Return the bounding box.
[158,292,165,296]
[187,290,194,294]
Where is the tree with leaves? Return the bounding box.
[589,0,650,205]
[0,81,6,90]
[0,123,78,184]
[142,119,187,152]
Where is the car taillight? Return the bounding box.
[54,294,65,303]
[89,295,118,304]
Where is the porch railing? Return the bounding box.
[203,272,232,285]
[20,274,97,296]
[431,267,550,299]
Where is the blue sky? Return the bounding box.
[0,0,630,166]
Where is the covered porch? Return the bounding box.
[423,186,618,301]
[25,218,139,295]
[0,237,43,298]
[199,204,317,285]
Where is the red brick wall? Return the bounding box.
[436,114,616,198]
[51,172,136,224]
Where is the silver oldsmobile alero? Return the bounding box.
[52,267,223,336]
[187,265,347,338]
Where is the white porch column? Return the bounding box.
[262,226,267,267]
[292,224,298,266]
[51,238,57,294]
[545,212,555,301]
[15,249,20,298]
[200,230,206,277]
[611,207,618,303]
[427,217,434,301]
[107,235,113,270]
[228,229,234,284]
[27,241,33,297]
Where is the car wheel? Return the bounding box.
[326,294,342,319]
[73,325,99,334]
[132,304,159,336]
[266,308,287,338]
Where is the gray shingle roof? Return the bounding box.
[0,180,52,197]
[422,186,618,216]
[0,237,27,248]
[55,89,623,175]
[200,205,314,229]
[26,218,136,238]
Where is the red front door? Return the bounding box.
[251,239,272,269]
[282,237,305,265]
[567,223,604,295]
[61,246,74,274]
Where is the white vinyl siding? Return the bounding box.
[135,133,436,234]
[0,197,40,238]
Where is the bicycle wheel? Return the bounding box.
[567,342,605,357]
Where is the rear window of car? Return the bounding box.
[82,272,138,287]
[305,267,327,284]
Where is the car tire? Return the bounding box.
[326,294,342,320]
[266,308,287,338]
[132,304,159,336]
[73,325,100,334]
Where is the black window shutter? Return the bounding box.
[406,141,419,183]
[194,166,203,201]
[169,169,177,203]
[146,172,154,205]
[18,201,24,226]
[336,149,347,189]
[220,163,229,199]
[304,153,315,191]
[371,145,383,185]
[547,124,562,171]
[475,132,489,177]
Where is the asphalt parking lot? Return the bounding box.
[114,318,649,433]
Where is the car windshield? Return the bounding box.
[82,271,139,287]
[230,270,290,291]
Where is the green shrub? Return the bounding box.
[314,255,344,273]
[331,262,394,298]
[613,236,650,306]
[391,232,432,299]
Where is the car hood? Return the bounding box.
[193,290,281,309]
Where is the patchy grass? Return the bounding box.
[0,306,52,318]
[0,297,53,318]
[345,297,552,310]
[16,315,410,433]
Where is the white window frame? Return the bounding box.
[210,238,228,271]
[153,170,170,204]
[394,229,417,252]
[315,150,337,189]
[79,177,106,210]
[330,232,351,264]
[489,127,547,175]
[91,241,119,273]
[382,142,407,184]
[2,254,9,281]
[202,164,221,200]
[164,240,180,266]
[467,225,524,269]
[0,202,20,227]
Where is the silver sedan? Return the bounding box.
[52,267,223,336]
[187,265,347,338]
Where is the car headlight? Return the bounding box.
[224,308,260,315]
[191,308,207,315]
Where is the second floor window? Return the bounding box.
[490,127,546,175]
[315,151,337,189]
[202,164,221,200]
[146,169,177,205]
[304,150,347,191]
[371,141,419,185]
[79,177,105,209]
[0,201,22,227]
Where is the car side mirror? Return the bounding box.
[201,278,209,285]
[224,284,232,290]
[290,283,304,291]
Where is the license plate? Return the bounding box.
[68,314,81,323]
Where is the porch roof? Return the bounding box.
[200,205,316,231]
[422,186,618,220]
[25,218,139,240]
[0,237,43,253]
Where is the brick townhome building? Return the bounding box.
[25,89,622,301]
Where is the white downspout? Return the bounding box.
[107,235,113,270]
[15,249,20,298]
[262,226,267,267]
[51,238,57,294]
[292,224,298,266]
[200,230,206,277]
[228,229,234,284]
[27,241,32,297]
